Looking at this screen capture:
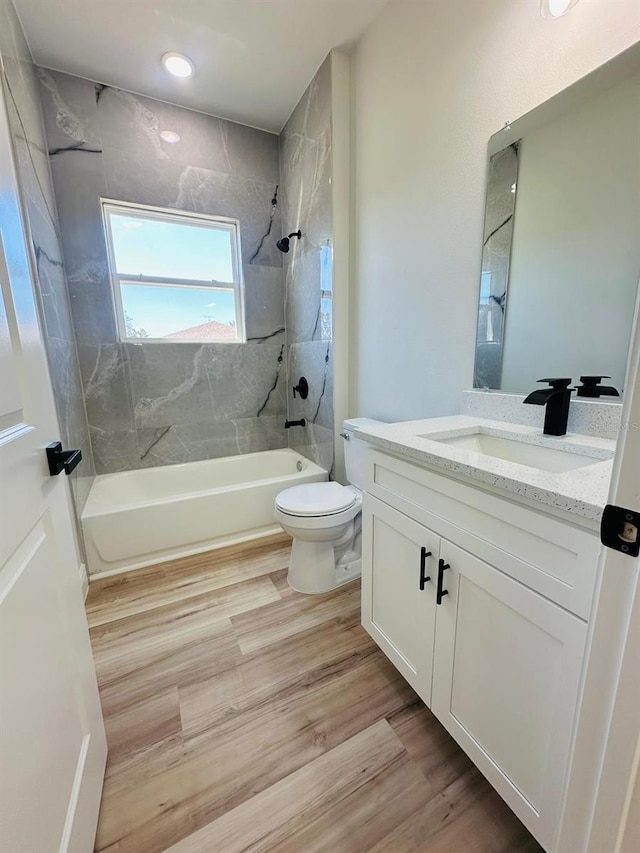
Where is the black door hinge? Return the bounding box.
[601,504,640,558]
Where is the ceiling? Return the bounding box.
[13,0,387,133]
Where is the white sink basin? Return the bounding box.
[428,431,609,473]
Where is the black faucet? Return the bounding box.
[575,376,620,398]
[284,418,306,429]
[523,378,573,436]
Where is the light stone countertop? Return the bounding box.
[354,415,616,525]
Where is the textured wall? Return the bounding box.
[0,0,94,529]
[37,69,288,473]
[353,0,640,422]
[280,56,335,474]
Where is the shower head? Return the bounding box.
[276,230,302,253]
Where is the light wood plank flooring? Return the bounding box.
[86,534,543,853]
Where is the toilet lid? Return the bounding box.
[276,482,357,517]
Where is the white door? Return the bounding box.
[0,82,106,852]
[361,494,438,703]
[431,541,587,851]
[558,288,640,853]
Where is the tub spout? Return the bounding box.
[285,419,306,429]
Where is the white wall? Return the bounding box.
[352,0,640,422]
[501,70,639,393]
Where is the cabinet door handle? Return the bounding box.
[436,558,450,604]
[419,547,432,590]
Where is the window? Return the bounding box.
[102,200,245,343]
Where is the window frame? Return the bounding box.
[101,199,246,344]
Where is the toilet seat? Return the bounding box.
[275,493,362,533]
[275,482,358,518]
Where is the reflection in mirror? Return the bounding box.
[474,45,640,399]
[475,143,519,388]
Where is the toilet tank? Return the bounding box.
[342,418,382,490]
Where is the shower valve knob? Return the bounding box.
[292,376,309,400]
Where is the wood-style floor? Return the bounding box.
[86,534,543,853]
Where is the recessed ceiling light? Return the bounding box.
[161,52,195,79]
[160,130,181,144]
[540,0,581,18]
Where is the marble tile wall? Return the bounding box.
[279,56,335,475]
[0,0,94,540]
[36,69,288,473]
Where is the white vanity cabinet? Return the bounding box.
[360,497,438,702]
[430,541,587,849]
[361,448,602,852]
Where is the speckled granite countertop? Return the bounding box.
[355,415,615,525]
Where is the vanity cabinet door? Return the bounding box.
[361,494,439,705]
[431,541,587,851]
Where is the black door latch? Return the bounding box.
[601,504,639,558]
[46,441,82,476]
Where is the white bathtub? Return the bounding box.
[81,449,327,576]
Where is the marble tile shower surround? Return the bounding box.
[0,0,95,532]
[279,56,335,475]
[37,68,289,474]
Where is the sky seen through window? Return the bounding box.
[110,213,238,338]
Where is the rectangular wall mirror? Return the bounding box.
[473,44,640,400]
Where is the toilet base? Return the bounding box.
[287,538,361,594]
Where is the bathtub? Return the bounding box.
[81,449,327,577]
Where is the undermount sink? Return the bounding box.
[427,430,609,473]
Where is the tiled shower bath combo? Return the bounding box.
[11,54,339,574]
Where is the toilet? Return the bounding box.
[274,418,381,594]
